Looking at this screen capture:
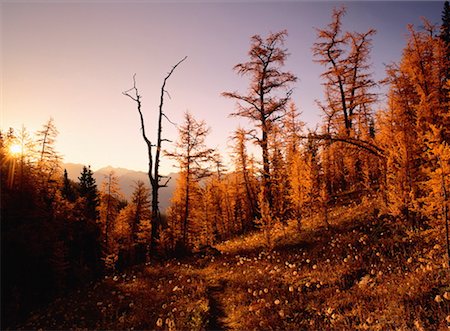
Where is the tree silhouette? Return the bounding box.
[312,7,377,137]
[78,165,99,222]
[123,56,187,257]
[223,30,297,204]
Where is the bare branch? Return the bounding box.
[301,133,385,158]
[162,113,177,126]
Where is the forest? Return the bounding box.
[1,3,450,330]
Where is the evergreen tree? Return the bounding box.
[61,169,77,202]
[78,165,99,221]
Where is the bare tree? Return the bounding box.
[123,56,187,257]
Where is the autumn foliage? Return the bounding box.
[2,3,450,330]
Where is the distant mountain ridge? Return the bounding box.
[62,163,177,212]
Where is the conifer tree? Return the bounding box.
[223,30,297,204]
[35,119,61,202]
[99,171,122,252]
[313,7,379,197]
[166,111,215,250]
[313,7,376,137]
[441,1,450,62]
[61,169,77,202]
[36,118,59,163]
[231,127,258,221]
[78,165,99,221]
[130,180,151,244]
[379,21,449,226]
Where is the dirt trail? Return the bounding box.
[206,279,229,331]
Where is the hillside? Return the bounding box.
[63,163,178,211]
[15,201,450,330]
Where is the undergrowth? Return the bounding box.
[15,199,450,330]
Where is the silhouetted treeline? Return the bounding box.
[1,123,104,328]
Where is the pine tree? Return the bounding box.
[61,169,77,202]
[78,165,99,221]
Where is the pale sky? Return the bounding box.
[1,1,444,174]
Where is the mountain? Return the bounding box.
[62,163,178,212]
[63,163,85,181]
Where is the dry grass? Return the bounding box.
[16,200,450,330]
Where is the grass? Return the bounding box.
[14,199,450,330]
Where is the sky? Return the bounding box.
[1,0,444,175]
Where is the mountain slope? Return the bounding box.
[62,163,177,212]
[16,202,450,330]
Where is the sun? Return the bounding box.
[9,143,22,156]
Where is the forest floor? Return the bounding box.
[14,200,450,330]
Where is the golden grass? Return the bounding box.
[17,200,450,330]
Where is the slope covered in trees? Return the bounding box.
[1,3,449,329]
[12,202,450,330]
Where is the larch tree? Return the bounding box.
[200,154,230,242]
[281,103,307,224]
[166,111,215,250]
[378,21,449,226]
[441,1,450,65]
[123,56,187,257]
[35,118,62,201]
[441,1,450,115]
[421,125,450,266]
[112,181,151,252]
[130,180,151,245]
[99,171,122,252]
[222,30,297,204]
[312,7,380,200]
[36,118,59,163]
[269,125,292,221]
[312,7,377,137]
[231,127,258,221]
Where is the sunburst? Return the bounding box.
[9,143,22,156]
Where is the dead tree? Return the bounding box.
[123,56,187,257]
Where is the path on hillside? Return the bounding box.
[206,278,228,331]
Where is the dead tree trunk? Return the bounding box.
[123,56,187,258]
